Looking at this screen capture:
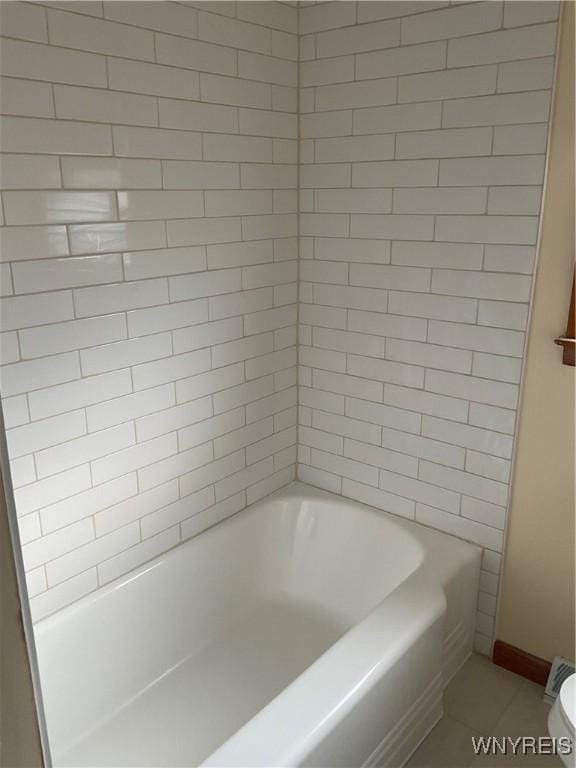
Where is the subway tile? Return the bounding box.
[443,91,551,128]
[314,326,385,356]
[201,73,271,109]
[0,155,61,190]
[393,187,487,214]
[0,332,19,366]
[353,159,438,188]
[487,186,542,216]
[312,410,381,447]
[428,320,524,357]
[439,156,545,186]
[0,116,111,156]
[391,241,483,270]
[348,309,427,341]
[0,38,106,86]
[118,191,204,221]
[419,460,508,506]
[316,78,397,112]
[0,226,69,263]
[379,467,460,513]
[484,245,536,275]
[348,353,423,388]
[0,77,54,118]
[104,2,198,36]
[198,11,271,54]
[23,519,94,572]
[3,191,115,226]
[14,465,91,517]
[47,8,154,59]
[99,525,179,584]
[354,101,441,135]
[386,339,472,374]
[343,478,415,520]
[139,441,214,491]
[10,456,36,490]
[46,522,140,586]
[6,411,85,460]
[41,474,137,534]
[203,135,272,163]
[0,1,48,41]
[62,157,161,190]
[174,317,242,354]
[315,239,391,264]
[300,1,356,34]
[12,255,122,294]
[316,135,395,163]
[28,369,132,420]
[357,2,449,24]
[381,426,465,469]
[140,486,214,539]
[318,18,400,58]
[461,496,506,531]
[399,64,497,103]
[416,503,503,551]
[74,280,168,319]
[239,52,297,87]
[1,352,80,398]
[435,215,539,245]
[448,22,557,67]
[108,57,199,99]
[81,333,172,376]
[397,127,493,159]
[180,409,245,452]
[345,438,419,478]
[3,394,28,428]
[425,369,518,409]
[20,315,126,359]
[345,397,421,435]
[431,270,531,302]
[155,33,235,75]
[124,247,206,280]
[128,299,207,337]
[92,433,177,485]
[357,40,446,80]
[159,99,238,134]
[385,383,469,423]
[36,423,135,479]
[311,449,379,488]
[165,161,240,191]
[239,109,297,139]
[54,84,158,126]
[113,126,202,160]
[69,222,166,255]
[30,570,98,622]
[136,396,212,442]
[176,363,244,405]
[498,57,554,93]
[237,2,297,33]
[469,402,516,436]
[466,450,511,483]
[181,490,246,541]
[477,300,529,331]
[95,479,178,538]
[493,124,549,156]
[132,349,211,391]
[1,292,74,332]
[300,110,353,139]
[401,2,502,44]
[422,416,513,459]
[87,384,175,432]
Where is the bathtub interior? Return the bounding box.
[35,487,426,766]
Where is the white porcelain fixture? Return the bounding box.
[34,482,480,768]
[549,674,576,767]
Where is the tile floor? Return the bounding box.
[407,654,562,768]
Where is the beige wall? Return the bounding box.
[497,1,575,663]
[0,468,43,767]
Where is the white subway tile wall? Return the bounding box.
[0,1,558,655]
[0,0,298,621]
[297,0,557,653]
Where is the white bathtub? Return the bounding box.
[34,482,481,768]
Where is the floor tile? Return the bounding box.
[444,654,524,732]
[406,715,481,768]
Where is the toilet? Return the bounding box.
[548,674,576,767]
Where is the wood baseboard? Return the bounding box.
[493,640,552,686]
